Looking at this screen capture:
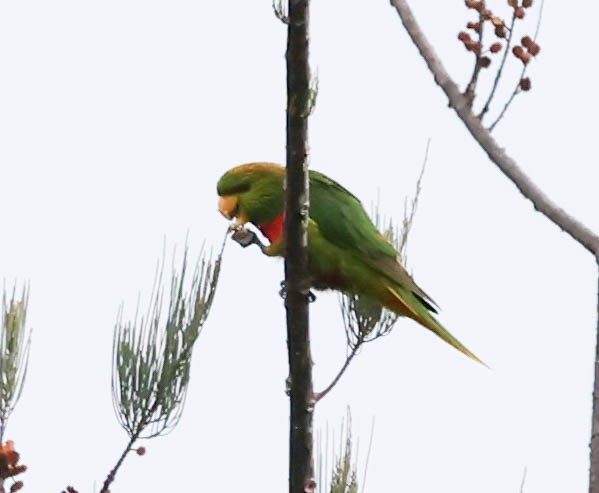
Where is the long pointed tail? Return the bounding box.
[384,285,487,366]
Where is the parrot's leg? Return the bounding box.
[278,281,316,302]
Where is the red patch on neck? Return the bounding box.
[258,213,285,243]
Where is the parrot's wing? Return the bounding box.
[309,171,438,312]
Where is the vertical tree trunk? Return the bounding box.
[285,1,314,493]
[590,260,599,493]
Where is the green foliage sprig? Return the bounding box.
[0,284,31,441]
[112,246,222,439]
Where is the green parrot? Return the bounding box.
[217,162,483,364]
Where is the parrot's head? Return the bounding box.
[217,162,286,227]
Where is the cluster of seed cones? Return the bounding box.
[0,441,26,492]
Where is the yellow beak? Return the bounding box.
[218,195,249,226]
[218,195,237,219]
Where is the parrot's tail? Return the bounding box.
[384,285,487,367]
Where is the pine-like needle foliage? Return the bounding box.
[317,411,362,493]
[112,247,221,439]
[0,284,31,441]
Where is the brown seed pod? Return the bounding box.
[520,77,531,91]
[467,21,482,32]
[508,0,518,7]
[491,16,504,27]
[515,6,525,18]
[10,482,24,493]
[490,42,503,53]
[458,31,472,42]
[512,45,524,58]
[480,56,491,68]
[512,45,531,64]
[528,42,541,56]
[494,25,506,38]
[523,0,533,7]
[521,35,533,48]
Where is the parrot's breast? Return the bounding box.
[258,213,285,244]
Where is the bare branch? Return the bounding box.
[590,261,599,493]
[285,0,315,492]
[390,0,599,255]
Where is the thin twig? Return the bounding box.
[359,418,375,493]
[519,466,527,493]
[464,11,485,106]
[390,0,599,255]
[398,139,429,261]
[488,63,524,131]
[99,433,140,493]
[314,338,363,402]
[479,8,518,120]
[489,0,545,130]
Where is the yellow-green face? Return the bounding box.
[216,162,286,227]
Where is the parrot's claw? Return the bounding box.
[279,281,317,302]
[279,281,287,299]
[230,227,265,250]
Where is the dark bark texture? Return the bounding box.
[285,1,315,493]
[591,260,599,493]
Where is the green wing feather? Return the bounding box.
[309,170,484,365]
[309,170,436,310]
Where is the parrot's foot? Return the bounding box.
[230,226,266,252]
[279,281,317,302]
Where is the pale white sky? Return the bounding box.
[1,1,598,492]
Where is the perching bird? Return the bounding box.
[217,162,482,364]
